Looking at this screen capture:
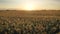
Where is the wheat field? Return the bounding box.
[0,10,60,34]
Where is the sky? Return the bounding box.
[0,0,60,10]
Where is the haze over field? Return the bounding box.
[0,0,60,10]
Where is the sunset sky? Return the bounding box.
[0,0,60,10]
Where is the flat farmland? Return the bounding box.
[0,10,60,17]
[0,10,60,34]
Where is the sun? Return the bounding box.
[24,3,34,10]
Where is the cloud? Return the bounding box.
[0,0,18,3]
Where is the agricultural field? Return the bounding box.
[0,10,60,34]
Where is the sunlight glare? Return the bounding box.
[24,3,35,10]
